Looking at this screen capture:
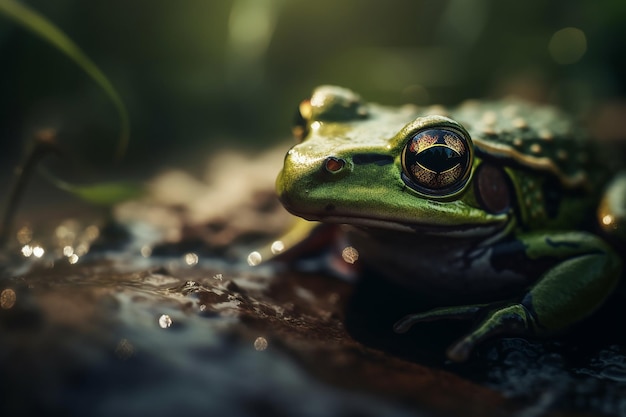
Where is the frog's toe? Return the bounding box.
[446,303,532,362]
[393,304,486,334]
[394,303,534,362]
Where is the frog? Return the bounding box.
[271,85,626,362]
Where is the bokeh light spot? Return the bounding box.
[0,289,16,310]
[549,27,587,65]
[254,336,268,351]
[341,246,359,264]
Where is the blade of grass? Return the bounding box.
[0,0,129,160]
[39,166,144,206]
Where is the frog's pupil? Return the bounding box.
[401,127,472,196]
[415,146,462,172]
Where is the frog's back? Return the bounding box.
[445,99,609,230]
[449,99,603,190]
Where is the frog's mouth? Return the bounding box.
[282,205,510,238]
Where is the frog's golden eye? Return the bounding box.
[401,127,473,197]
[292,100,312,143]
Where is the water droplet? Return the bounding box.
[247,251,262,266]
[0,289,16,309]
[63,245,74,257]
[184,252,199,266]
[21,245,33,257]
[602,215,614,226]
[32,246,45,258]
[254,337,268,351]
[530,143,542,154]
[341,246,359,264]
[158,314,173,329]
[68,254,79,264]
[270,240,285,254]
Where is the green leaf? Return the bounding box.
[54,179,144,206]
[0,0,130,160]
[40,166,144,206]
[67,182,145,206]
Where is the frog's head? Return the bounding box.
[277,86,513,236]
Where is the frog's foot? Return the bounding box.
[394,303,534,362]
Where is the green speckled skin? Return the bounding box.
[276,85,624,362]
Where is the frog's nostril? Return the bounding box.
[323,157,346,174]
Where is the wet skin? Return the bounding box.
[274,85,626,362]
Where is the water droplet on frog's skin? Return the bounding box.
[530,143,542,154]
[158,314,173,329]
[512,118,528,130]
[254,337,268,351]
[538,130,554,141]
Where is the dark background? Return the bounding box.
[0,0,624,177]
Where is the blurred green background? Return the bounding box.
[0,0,625,174]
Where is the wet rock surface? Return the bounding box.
[1,149,625,417]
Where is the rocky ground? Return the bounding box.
[1,148,625,417]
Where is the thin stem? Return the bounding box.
[0,129,60,247]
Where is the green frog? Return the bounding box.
[272,85,626,362]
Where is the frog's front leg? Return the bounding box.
[394,232,621,362]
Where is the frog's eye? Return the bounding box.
[401,127,473,196]
[292,100,312,143]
